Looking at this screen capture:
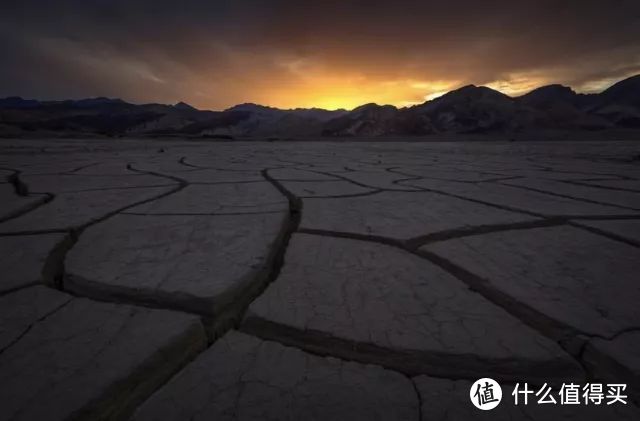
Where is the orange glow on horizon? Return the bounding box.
[198,76,466,111]
[186,69,639,111]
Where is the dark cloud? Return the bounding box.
[1,0,639,109]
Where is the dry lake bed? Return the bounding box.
[1,138,640,420]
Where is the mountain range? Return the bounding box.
[1,74,639,139]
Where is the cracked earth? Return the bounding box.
[1,138,639,420]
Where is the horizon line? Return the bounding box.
[2,73,637,113]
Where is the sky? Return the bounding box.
[1,0,639,110]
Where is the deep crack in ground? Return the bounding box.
[1,138,639,420]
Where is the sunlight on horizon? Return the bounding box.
[194,71,638,111]
[216,78,467,111]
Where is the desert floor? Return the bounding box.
[1,138,639,420]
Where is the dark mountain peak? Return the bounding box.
[602,74,640,93]
[352,102,379,110]
[453,84,478,92]
[522,84,575,98]
[519,84,577,108]
[0,96,131,110]
[461,84,507,97]
[415,84,511,113]
[2,73,639,137]
[599,74,640,107]
[292,106,347,113]
[352,103,397,113]
[225,103,279,113]
[223,103,346,125]
[287,107,348,122]
[71,97,127,107]
[0,96,41,109]
[428,84,510,105]
[173,101,197,111]
[1,95,25,101]
[321,102,399,136]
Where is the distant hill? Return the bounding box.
[322,103,399,136]
[1,74,640,138]
[598,74,640,108]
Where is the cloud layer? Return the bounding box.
[1,0,639,109]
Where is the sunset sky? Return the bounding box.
[1,1,639,110]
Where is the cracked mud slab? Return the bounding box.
[584,332,640,402]
[66,212,287,315]
[0,233,64,293]
[2,139,640,420]
[170,168,264,183]
[574,179,640,192]
[0,184,48,221]
[269,167,338,181]
[278,180,378,197]
[125,166,265,183]
[501,178,640,210]
[325,169,424,190]
[403,179,634,216]
[424,226,640,337]
[0,186,174,232]
[301,191,538,240]
[3,161,100,176]
[133,330,418,421]
[20,173,176,194]
[415,375,640,420]
[573,219,640,245]
[0,286,206,421]
[244,234,580,382]
[393,167,508,182]
[0,286,72,351]
[71,162,157,176]
[126,183,288,215]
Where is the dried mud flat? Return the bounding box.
[1,137,639,421]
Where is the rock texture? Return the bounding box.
[584,332,640,403]
[1,138,639,420]
[0,233,64,292]
[301,191,538,240]
[245,234,580,382]
[423,226,640,337]
[66,213,287,315]
[0,286,205,421]
[0,186,175,232]
[133,331,418,421]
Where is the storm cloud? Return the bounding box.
[1,0,639,109]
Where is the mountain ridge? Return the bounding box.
[2,74,639,138]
